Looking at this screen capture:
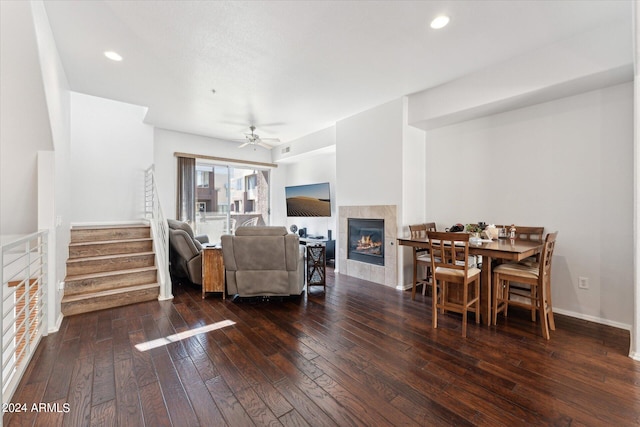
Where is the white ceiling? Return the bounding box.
[43,0,632,145]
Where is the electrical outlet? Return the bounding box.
[578,276,589,289]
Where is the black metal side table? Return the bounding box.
[306,245,326,294]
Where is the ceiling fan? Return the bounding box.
[233,125,280,149]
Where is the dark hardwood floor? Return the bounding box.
[5,268,640,426]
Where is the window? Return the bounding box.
[192,162,270,243]
[246,174,257,190]
[196,170,210,188]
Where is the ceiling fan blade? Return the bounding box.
[238,142,250,148]
[257,141,273,149]
[259,138,280,142]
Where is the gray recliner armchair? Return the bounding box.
[221,226,305,297]
[168,219,209,285]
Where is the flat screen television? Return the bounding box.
[285,182,331,217]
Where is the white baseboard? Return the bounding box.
[546,308,631,331]
[48,312,63,334]
[388,287,632,332]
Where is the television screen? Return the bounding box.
[285,182,331,217]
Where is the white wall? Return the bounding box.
[0,0,54,235]
[336,98,409,285]
[425,82,634,327]
[401,98,427,286]
[408,20,632,131]
[31,0,71,331]
[153,128,279,221]
[280,151,337,238]
[336,99,404,209]
[272,126,336,163]
[70,93,153,224]
[631,0,639,360]
[271,126,337,237]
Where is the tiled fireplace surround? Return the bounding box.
[338,205,397,287]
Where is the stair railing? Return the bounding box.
[1,231,48,405]
[145,166,172,300]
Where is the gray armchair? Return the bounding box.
[167,219,209,285]
[221,226,304,297]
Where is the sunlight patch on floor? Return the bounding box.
[134,319,236,352]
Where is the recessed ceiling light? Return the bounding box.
[430,15,450,30]
[104,51,123,61]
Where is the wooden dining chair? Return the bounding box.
[427,231,480,338]
[493,225,545,320]
[495,225,544,262]
[492,231,558,339]
[409,223,436,300]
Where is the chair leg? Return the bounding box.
[421,266,429,296]
[492,275,500,325]
[530,285,537,322]
[432,280,438,329]
[475,278,480,325]
[493,275,508,324]
[411,249,418,301]
[503,280,510,317]
[461,281,468,338]
[545,279,556,331]
[539,297,550,340]
[537,280,550,339]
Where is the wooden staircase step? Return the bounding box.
[61,283,160,316]
[69,238,153,259]
[64,266,158,296]
[66,252,155,276]
[63,222,162,316]
[70,225,151,243]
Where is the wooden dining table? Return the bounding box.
[397,236,543,325]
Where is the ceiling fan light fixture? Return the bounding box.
[232,125,280,150]
[430,15,450,30]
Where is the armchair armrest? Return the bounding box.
[195,234,209,244]
[169,228,202,259]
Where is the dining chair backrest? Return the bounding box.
[409,222,436,239]
[426,231,471,273]
[538,231,558,279]
[409,224,426,239]
[496,225,544,242]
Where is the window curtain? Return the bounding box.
[176,156,196,225]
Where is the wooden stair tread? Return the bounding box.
[67,251,155,263]
[62,283,159,303]
[65,266,157,282]
[69,237,152,247]
[64,222,159,315]
[71,224,149,230]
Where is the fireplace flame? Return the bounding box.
[356,235,382,251]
